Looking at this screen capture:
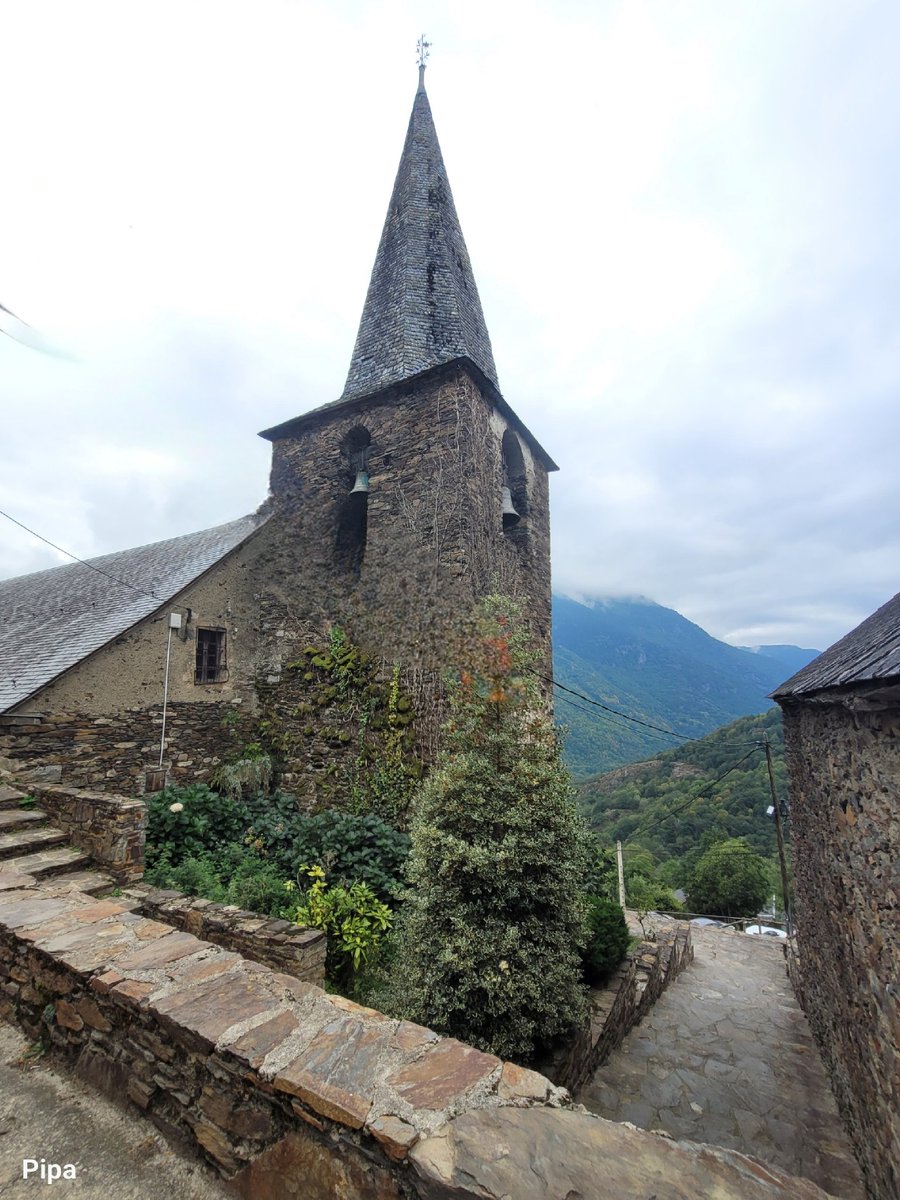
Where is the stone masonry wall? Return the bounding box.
[0,874,837,1200]
[264,362,553,689]
[127,884,326,984]
[780,697,899,1200]
[541,923,693,1094]
[0,702,258,794]
[26,783,146,882]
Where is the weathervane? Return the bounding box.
[417,34,431,88]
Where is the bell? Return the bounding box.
[349,470,370,496]
[501,486,520,527]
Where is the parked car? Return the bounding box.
[744,924,787,938]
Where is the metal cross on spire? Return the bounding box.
[416,34,431,89]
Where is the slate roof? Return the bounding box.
[0,513,267,713]
[772,589,900,698]
[260,78,558,472]
[342,79,498,402]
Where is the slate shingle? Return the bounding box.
[341,81,498,402]
[772,589,900,698]
[0,514,267,713]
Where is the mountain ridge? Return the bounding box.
[552,594,818,778]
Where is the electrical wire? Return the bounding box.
[0,505,166,603]
[623,747,762,843]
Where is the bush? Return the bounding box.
[144,842,292,918]
[287,864,393,986]
[386,595,586,1062]
[145,784,248,868]
[245,802,410,902]
[581,896,630,984]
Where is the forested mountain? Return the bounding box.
[576,708,787,891]
[552,594,817,777]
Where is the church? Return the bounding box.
[0,67,558,798]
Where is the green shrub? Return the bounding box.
[244,802,410,902]
[386,595,586,1062]
[581,896,630,985]
[145,784,248,868]
[144,842,292,918]
[287,863,393,985]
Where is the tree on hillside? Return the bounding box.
[387,595,586,1062]
[687,837,770,918]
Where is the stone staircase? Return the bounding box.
[0,783,116,895]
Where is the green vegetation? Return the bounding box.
[385,595,587,1062]
[287,863,393,987]
[552,594,814,776]
[581,897,630,985]
[686,838,771,918]
[577,709,789,917]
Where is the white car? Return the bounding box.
[744,923,787,938]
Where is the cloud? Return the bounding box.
[2,0,898,655]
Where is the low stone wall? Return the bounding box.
[0,877,835,1199]
[0,704,256,795]
[125,884,327,984]
[541,923,693,1093]
[26,783,146,882]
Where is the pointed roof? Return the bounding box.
[341,78,498,402]
[0,513,268,713]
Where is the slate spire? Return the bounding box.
[341,75,499,402]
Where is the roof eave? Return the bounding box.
[258,357,559,472]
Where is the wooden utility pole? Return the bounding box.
[764,735,793,936]
[616,840,626,908]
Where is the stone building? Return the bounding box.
[773,592,900,1200]
[0,73,557,797]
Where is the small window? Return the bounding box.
[195,628,226,683]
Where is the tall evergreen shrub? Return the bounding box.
[388,596,586,1062]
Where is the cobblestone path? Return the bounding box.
[577,925,866,1199]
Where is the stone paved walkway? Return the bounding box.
[577,925,866,1200]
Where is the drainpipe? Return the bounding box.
[158,613,182,770]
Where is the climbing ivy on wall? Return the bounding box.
[254,625,423,822]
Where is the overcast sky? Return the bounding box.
[2,0,898,652]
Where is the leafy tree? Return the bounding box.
[387,596,586,1062]
[687,837,770,918]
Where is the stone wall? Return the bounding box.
[0,875,836,1200]
[0,702,257,794]
[126,884,326,984]
[264,363,553,685]
[780,696,899,1200]
[26,783,146,882]
[540,923,693,1093]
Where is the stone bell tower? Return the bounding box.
[259,64,558,675]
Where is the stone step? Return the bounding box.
[0,808,48,834]
[0,785,28,811]
[2,845,93,879]
[0,826,69,861]
[40,870,118,897]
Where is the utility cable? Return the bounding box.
[532,666,710,743]
[623,747,762,843]
[0,505,166,603]
[537,666,765,750]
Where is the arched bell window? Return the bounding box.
[335,426,371,575]
[501,429,528,540]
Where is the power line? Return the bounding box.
[0,506,166,603]
[623,747,762,843]
[553,689,694,749]
[536,667,763,749]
